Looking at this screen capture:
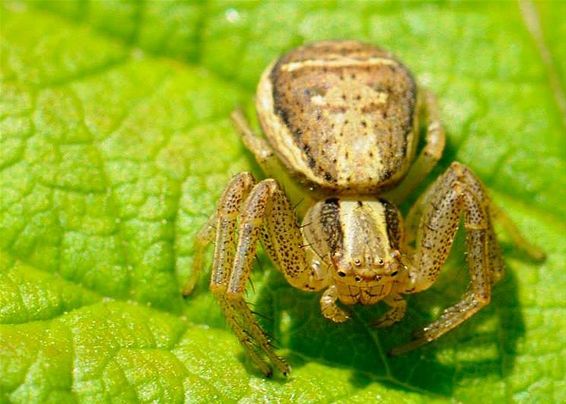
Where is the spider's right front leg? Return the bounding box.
[202,172,318,376]
[202,173,285,376]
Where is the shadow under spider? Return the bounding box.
[194,134,533,395]
[252,229,526,397]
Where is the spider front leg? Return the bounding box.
[373,294,407,328]
[391,162,504,355]
[320,285,350,323]
[197,172,321,376]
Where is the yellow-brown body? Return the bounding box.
[185,41,545,377]
[257,41,418,194]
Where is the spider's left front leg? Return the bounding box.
[391,162,504,355]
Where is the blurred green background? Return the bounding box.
[0,1,564,402]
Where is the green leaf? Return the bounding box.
[1,1,564,402]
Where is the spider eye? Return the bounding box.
[354,276,361,282]
[377,258,384,266]
[338,271,346,277]
[353,258,362,266]
[391,271,398,276]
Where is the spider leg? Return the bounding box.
[320,285,350,323]
[208,174,286,376]
[182,213,217,296]
[491,203,546,262]
[372,294,407,328]
[231,109,276,167]
[257,183,328,293]
[209,173,320,376]
[181,172,279,375]
[385,90,445,204]
[231,109,315,216]
[182,173,255,296]
[405,188,545,269]
[391,162,503,355]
